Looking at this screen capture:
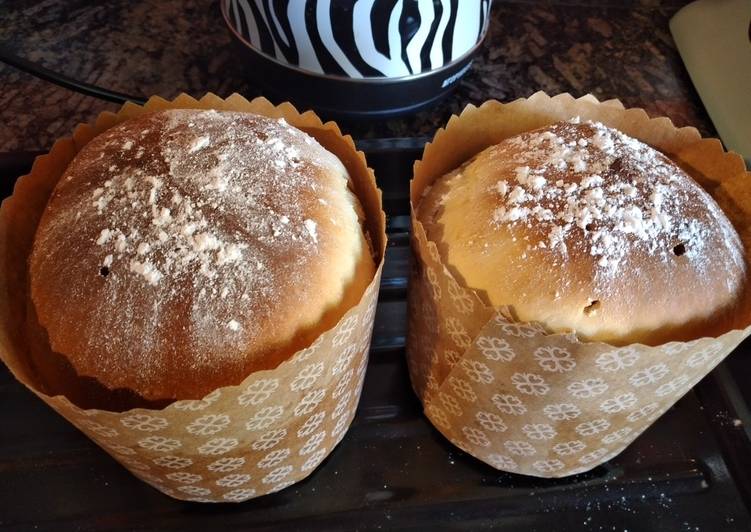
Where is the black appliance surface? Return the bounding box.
[1,140,750,531]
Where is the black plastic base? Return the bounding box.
[229,40,474,119]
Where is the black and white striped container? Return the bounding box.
[221,0,492,118]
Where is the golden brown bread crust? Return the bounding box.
[29,109,375,402]
[419,120,746,345]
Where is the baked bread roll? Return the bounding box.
[29,109,375,402]
[418,120,746,345]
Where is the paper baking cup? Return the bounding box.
[0,93,386,502]
[407,92,751,478]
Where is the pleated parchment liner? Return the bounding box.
[0,93,386,502]
[407,92,751,478]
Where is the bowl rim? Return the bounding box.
[219,0,491,85]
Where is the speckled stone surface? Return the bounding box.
[0,0,711,152]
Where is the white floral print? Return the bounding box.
[298,413,326,438]
[532,459,565,473]
[462,426,490,447]
[332,391,352,419]
[475,411,507,432]
[685,342,724,368]
[522,423,557,440]
[166,472,202,484]
[629,364,669,387]
[476,336,516,362]
[575,419,611,436]
[257,448,291,468]
[177,486,211,496]
[332,345,357,375]
[332,315,358,347]
[498,320,544,337]
[294,389,326,416]
[487,454,518,470]
[511,372,550,396]
[197,438,238,456]
[599,393,638,414]
[331,411,350,438]
[440,393,463,416]
[290,362,324,391]
[578,447,609,465]
[121,414,168,432]
[661,340,699,356]
[333,371,351,399]
[543,403,581,421]
[626,402,660,423]
[252,428,288,450]
[207,457,245,473]
[222,488,256,501]
[448,278,474,314]
[153,455,193,469]
[504,440,536,456]
[262,465,294,484]
[186,414,230,436]
[601,427,633,445]
[595,348,640,372]
[246,406,284,431]
[461,359,494,384]
[426,402,451,430]
[655,374,690,397]
[443,349,461,366]
[567,378,608,399]
[553,440,586,456]
[301,448,328,472]
[445,317,472,348]
[491,394,527,415]
[299,432,327,455]
[449,377,477,402]
[138,436,181,452]
[267,480,295,494]
[238,379,279,407]
[534,346,576,373]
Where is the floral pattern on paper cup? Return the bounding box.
[407,92,751,478]
[0,93,386,502]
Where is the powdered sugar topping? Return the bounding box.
[88,110,330,291]
[485,120,733,276]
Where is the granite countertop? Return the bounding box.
[0,0,711,153]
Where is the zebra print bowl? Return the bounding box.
[221,0,492,118]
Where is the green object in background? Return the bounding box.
[670,0,751,163]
